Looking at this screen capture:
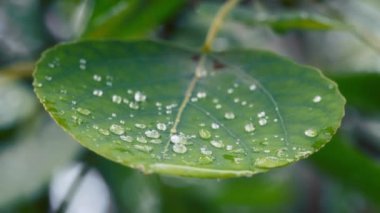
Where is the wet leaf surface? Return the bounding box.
[33,41,345,178]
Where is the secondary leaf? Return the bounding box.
[83,0,185,39]
[33,41,345,178]
[232,10,346,33]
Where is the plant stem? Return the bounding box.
[202,0,240,53]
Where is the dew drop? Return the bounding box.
[170,134,185,144]
[93,74,102,82]
[112,95,122,104]
[109,124,125,135]
[98,128,110,136]
[173,144,187,154]
[254,157,288,169]
[145,130,160,139]
[210,140,224,148]
[259,118,267,126]
[211,123,220,129]
[120,135,133,142]
[200,147,212,155]
[257,111,266,118]
[93,89,103,97]
[134,144,152,153]
[244,123,255,132]
[135,123,146,129]
[249,84,257,91]
[134,91,146,102]
[304,128,318,138]
[224,112,235,120]
[76,107,91,116]
[129,102,139,110]
[156,123,167,131]
[199,129,211,139]
[313,95,322,103]
[197,91,207,98]
[136,136,147,143]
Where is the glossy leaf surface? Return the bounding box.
[33,41,345,178]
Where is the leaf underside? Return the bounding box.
[33,41,345,178]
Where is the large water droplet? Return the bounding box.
[173,144,187,154]
[112,95,122,104]
[76,107,91,116]
[304,128,318,138]
[313,95,322,103]
[93,89,103,97]
[134,91,146,102]
[170,134,185,144]
[109,124,125,135]
[249,84,257,91]
[259,118,267,126]
[134,144,152,153]
[156,123,167,131]
[211,123,220,129]
[244,123,255,132]
[224,112,235,120]
[145,130,160,139]
[254,157,289,169]
[200,147,212,155]
[93,74,102,82]
[197,91,207,98]
[210,140,224,148]
[199,129,211,139]
[120,135,133,142]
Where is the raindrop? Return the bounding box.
[112,95,122,104]
[249,84,257,91]
[109,124,125,135]
[199,129,211,139]
[257,111,266,118]
[173,144,187,154]
[200,147,212,155]
[120,135,133,142]
[134,91,146,102]
[93,74,102,82]
[197,91,207,98]
[211,123,220,129]
[224,112,235,120]
[129,102,139,110]
[145,130,160,139]
[135,123,146,129]
[76,107,91,116]
[93,89,103,97]
[313,95,322,103]
[244,123,255,132]
[259,118,267,126]
[156,123,167,131]
[136,136,147,143]
[134,144,152,153]
[210,140,224,148]
[98,128,110,136]
[170,134,185,144]
[304,128,318,138]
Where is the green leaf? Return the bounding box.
[33,40,345,178]
[233,10,346,33]
[83,0,185,39]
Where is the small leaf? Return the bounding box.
[33,41,345,178]
[233,10,347,33]
[83,0,185,39]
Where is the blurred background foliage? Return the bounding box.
[1,0,380,212]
